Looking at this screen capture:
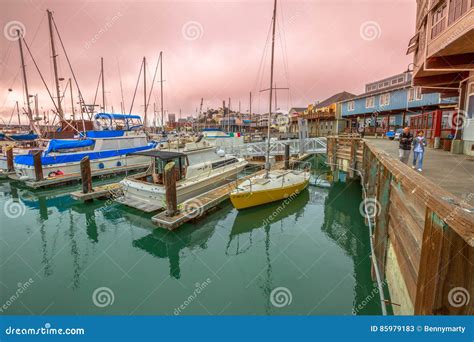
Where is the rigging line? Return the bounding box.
[51,15,92,124]
[22,37,82,136]
[129,59,144,115]
[7,104,16,126]
[145,53,162,115]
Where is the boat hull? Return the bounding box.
[13,154,151,181]
[118,162,247,212]
[230,178,309,210]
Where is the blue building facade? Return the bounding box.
[340,72,458,132]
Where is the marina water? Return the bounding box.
[0,156,386,315]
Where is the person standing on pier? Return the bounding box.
[412,130,426,172]
[398,127,413,164]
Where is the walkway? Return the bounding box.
[365,137,474,201]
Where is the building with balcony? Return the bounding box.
[407,0,473,155]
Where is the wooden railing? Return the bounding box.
[327,136,474,315]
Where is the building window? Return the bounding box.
[408,87,423,102]
[347,101,355,111]
[397,76,405,83]
[380,93,390,106]
[383,81,390,87]
[448,0,469,25]
[366,97,375,108]
[431,2,447,39]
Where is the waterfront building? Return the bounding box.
[308,91,356,136]
[407,0,474,155]
[340,72,458,139]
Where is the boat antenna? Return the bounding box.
[143,56,147,130]
[101,56,106,112]
[265,0,277,176]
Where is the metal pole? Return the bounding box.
[47,9,63,121]
[17,30,38,135]
[101,57,105,112]
[69,78,75,121]
[143,56,147,129]
[160,51,164,131]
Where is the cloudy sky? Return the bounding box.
[1,0,416,125]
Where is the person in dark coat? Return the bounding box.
[398,127,413,164]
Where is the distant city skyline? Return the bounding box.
[1,0,415,125]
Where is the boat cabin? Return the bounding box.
[131,150,189,184]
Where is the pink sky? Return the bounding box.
[0,0,416,125]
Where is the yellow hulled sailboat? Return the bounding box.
[230,169,310,210]
[229,0,309,210]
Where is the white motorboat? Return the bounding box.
[116,150,248,212]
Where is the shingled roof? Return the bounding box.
[314,91,356,109]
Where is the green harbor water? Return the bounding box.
[0,156,386,315]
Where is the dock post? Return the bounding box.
[80,156,93,194]
[284,144,290,169]
[164,161,178,216]
[6,146,14,172]
[33,150,43,181]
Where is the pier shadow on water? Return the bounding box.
[0,172,386,315]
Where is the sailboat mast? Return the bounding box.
[47,9,63,121]
[101,57,106,112]
[69,78,75,121]
[160,51,164,131]
[265,0,277,173]
[143,56,147,129]
[17,30,38,135]
[16,101,21,126]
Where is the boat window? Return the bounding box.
[211,158,238,169]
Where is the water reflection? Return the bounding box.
[321,180,381,314]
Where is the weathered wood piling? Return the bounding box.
[6,146,14,172]
[33,150,43,181]
[164,161,178,216]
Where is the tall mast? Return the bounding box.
[249,91,252,132]
[101,57,105,112]
[69,78,75,120]
[47,9,63,121]
[160,51,164,131]
[143,56,147,129]
[16,101,21,126]
[265,0,277,174]
[17,30,39,135]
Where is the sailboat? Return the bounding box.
[229,0,309,210]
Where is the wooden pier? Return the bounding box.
[152,169,266,229]
[327,135,474,315]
